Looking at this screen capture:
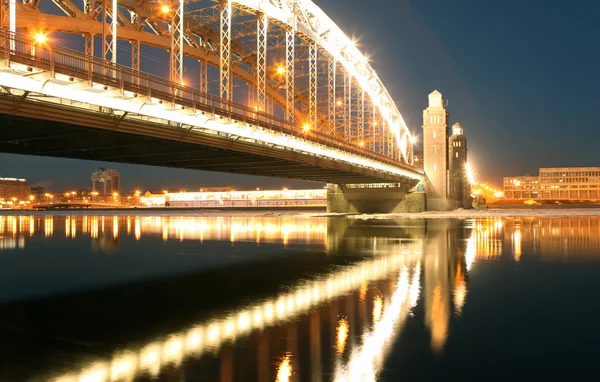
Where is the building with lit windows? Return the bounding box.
[91,168,120,196]
[0,178,31,203]
[422,90,470,210]
[504,167,600,200]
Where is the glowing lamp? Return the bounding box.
[34,32,47,44]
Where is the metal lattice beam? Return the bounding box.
[101,0,116,63]
[358,89,364,143]
[256,12,267,111]
[327,56,336,136]
[170,0,184,84]
[220,0,232,101]
[343,72,351,139]
[199,59,208,93]
[308,41,317,129]
[285,27,295,122]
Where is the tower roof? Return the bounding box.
[428,90,443,107]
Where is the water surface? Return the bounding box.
[0,214,599,381]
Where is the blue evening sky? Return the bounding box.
[1,0,598,191]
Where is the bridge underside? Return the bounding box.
[0,94,417,185]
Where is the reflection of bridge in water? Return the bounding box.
[0,214,477,381]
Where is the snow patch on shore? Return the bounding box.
[347,208,600,220]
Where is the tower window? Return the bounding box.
[433,164,437,171]
[433,146,437,154]
[433,131,437,139]
[456,152,459,158]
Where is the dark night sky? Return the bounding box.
[1,0,599,191]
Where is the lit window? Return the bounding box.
[433,131,437,139]
[433,164,437,171]
[456,152,459,158]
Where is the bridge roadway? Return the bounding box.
[0,31,424,185]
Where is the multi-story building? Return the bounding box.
[0,177,31,202]
[422,90,470,210]
[504,167,600,200]
[91,168,120,196]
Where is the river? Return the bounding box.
[0,213,599,381]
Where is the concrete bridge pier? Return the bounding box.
[326,184,426,214]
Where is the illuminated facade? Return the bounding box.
[91,168,120,196]
[422,91,470,210]
[141,189,327,208]
[0,177,30,203]
[504,167,600,200]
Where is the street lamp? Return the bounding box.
[33,32,47,44]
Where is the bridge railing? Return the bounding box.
[0,29,422,176]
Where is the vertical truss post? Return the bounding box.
[358,90,364,144]
[406,133,414,165]
[8,0,15,51]
[267,95,274,115]
[220,0,232,101]
[343,72,351,139]
[131,40,140,71]
[84,0,93,57]
[199,59,208,93]
[130,10,139,77]
[285,27,295,122]
[308,41,318,129]
[367,103,376,152]
[327,56,336,136]
[8,0,15,33]
[248,83,256,109]
[386,123,394,159]
[170,0,184,84]
[101,0,117,63]
[256,12,268,112]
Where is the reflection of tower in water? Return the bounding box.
[423,220,470,352]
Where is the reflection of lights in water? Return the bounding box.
[134,218,141,240]
[513,229,522,262]
[336,317,349,355]
[126,217,131,235]
[71,218,76,239]
[29,218,34,236]
[373,295,383,323]
[359,282,367,302]
[110,353,136,381]
[49,242,422,382]
[65,217,70,238]
[91,217,98,239]
[465,230,476,271]
[453,263,467,315]
[162,336,183,365]
[430,284,448,352]
[334,265,418,381]
[277,354,293,382]
[139,343,161,376]
[112,216,118,239]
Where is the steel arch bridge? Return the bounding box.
[0,0,423,184]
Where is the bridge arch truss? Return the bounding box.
[2,0,415,166]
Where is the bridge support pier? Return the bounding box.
[326,184,426,214]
